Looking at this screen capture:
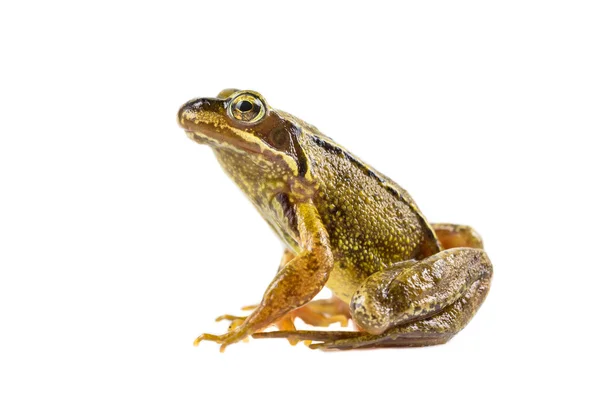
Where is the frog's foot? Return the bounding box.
[252,330,453,350]
[214,314,250,343]
[215,312,301,344]
[215,314,246,330]
[194,327,250,353]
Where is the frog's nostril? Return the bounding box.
[177,97,221,130]
[177,102,196,129]
[178,98,213,129]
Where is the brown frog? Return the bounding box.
[177,89,493,351]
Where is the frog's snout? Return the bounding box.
[177,97,223,132]
[177,98,202,131]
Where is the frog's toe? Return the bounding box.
[215,314,246,322]
[193,329,249,352]
[193,333,221,347]
[215,314,248,332]
[293,307,349,327]
[273,315,302,345]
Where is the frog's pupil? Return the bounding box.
[238,100,253,112]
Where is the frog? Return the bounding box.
[177,89,493,351]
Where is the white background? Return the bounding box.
[1,1,599,399]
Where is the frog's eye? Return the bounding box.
[228,94,266,124]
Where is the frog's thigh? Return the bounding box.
[432,223,484,249]
[310,274,491,350]
[350,248,493,337]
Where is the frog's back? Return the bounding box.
[298,127,440,300]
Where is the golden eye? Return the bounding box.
[229,94,266,124]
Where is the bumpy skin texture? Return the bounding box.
[295,122,440,302]
[177,89,493,351]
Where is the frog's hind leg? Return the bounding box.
[321,274,491,350]
[254,262,491,351]
[345,247,492,349]
[253,329,366,345]
[254,249,491,350]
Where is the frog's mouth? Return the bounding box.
[185,129,227,148]
[185,130,213,145]
[184,128,263,156]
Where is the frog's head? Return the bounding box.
[178,89,309,178]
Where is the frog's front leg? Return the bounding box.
[195,201,334,352]
[255,248,492,350]
[212,249,297,330]
[215,249,348,342]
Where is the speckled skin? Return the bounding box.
[297,130,440,302]
[177,90,493,350]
